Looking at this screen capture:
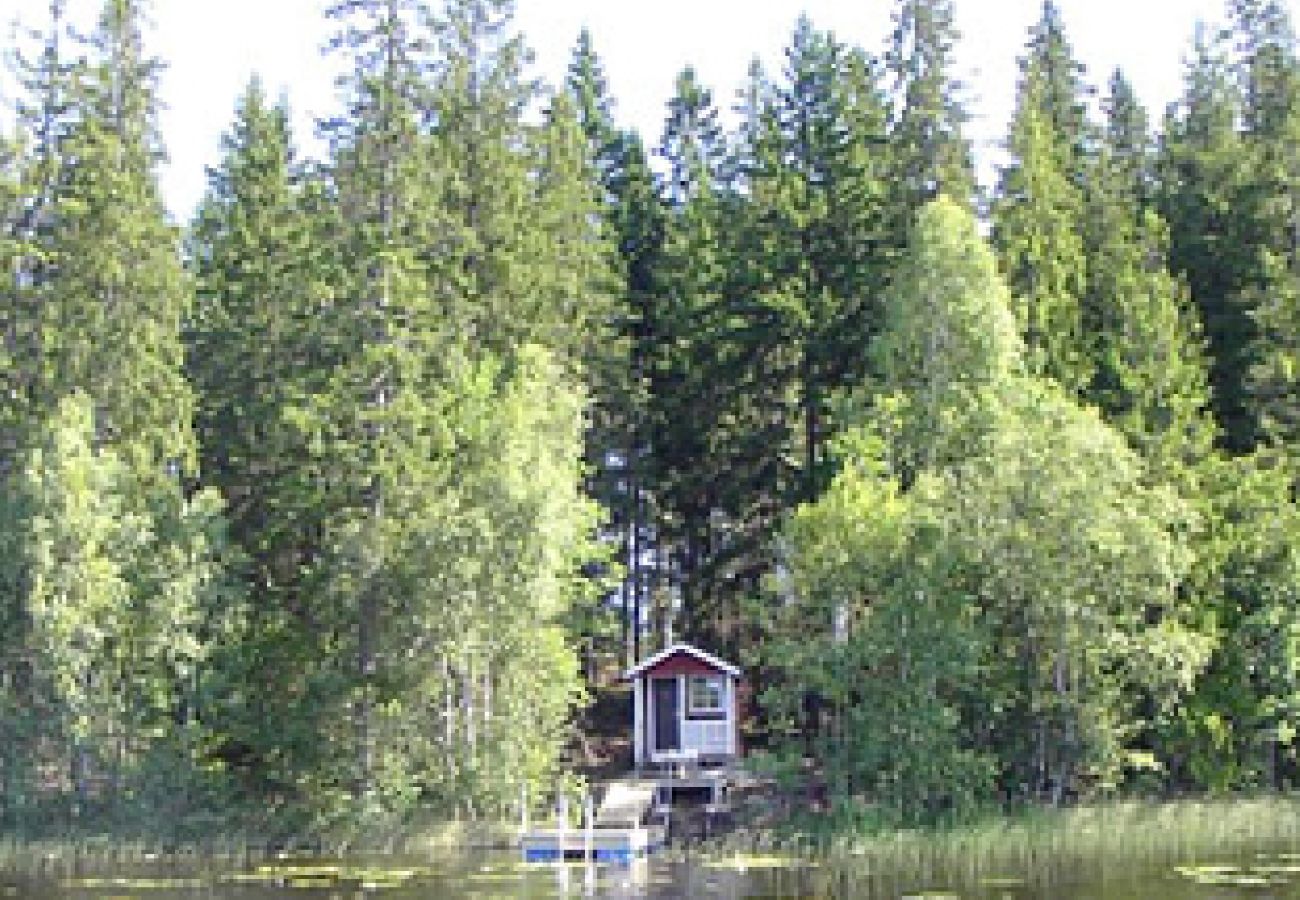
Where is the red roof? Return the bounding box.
[623,643,741,680]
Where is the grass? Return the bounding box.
[0,823,521,871]
[703,795,1300,895]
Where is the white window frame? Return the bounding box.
[687,674,726,717]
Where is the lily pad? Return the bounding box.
[702,854,813,870]
[1175,865,1285,887]
[288,877,337,888]
[61,877,206,890]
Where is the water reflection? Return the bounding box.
[549,858,647,897]
[7,842,1300,898]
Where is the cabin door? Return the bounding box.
[652,677,680,752]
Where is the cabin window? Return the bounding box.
[687,675,725,718]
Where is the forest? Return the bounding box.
[0,0,1295,840]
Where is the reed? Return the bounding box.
[708,796,1300,895]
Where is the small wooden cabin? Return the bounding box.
[625,644,741,768]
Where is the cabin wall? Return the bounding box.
[681,689,732,756]
[638,673,736,763]
[628,647,742,766]
[632,677,645,766]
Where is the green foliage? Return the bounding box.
[0,0,241,830]
[994,53,1091,394]
[767,445,994,826]
[564,27,622,198]
[1017,0,1091,175]
[1083,80,1216,475]
[36,0,195,475]
[1159,453,1300,791]
[186,75,342,823]
[940,384,1201,802]
[1100,69,1153,205]
[0,393,240,825]
[871,196,1023,480]
[885,0,976,213]
[1232,0,1300,453]
[646,64,731,630]
[771,200,1207,823]
[1158,22,1274,454]
[1250,270,1300,450]
[655,20,894,647]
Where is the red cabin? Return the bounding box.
[624,644,741,769]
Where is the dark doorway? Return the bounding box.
[653,678,679,752]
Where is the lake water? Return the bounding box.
[7,843,1300,898]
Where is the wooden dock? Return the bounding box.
[520,767,738,863]
[521,779,664,863]
[639,761,734,812]
[519,824,666,863]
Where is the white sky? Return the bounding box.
[1,0,1295,222]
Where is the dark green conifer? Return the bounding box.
[1158,25,1261,451]
[885,0,976,215]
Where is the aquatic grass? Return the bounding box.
[707,795,1300,895]
[0,810,525,875]
[0,833,271,869]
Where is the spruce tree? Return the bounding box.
[564,27,622,200]
[1101,69,1153,206]
[1231,0,1299,136]
[772,21,890,498]
[305,0,608,821]
[657,22,894,646]
[0,129,31,477]
[1229,0,1300,452]
[1158,25,1261,451]
[885,0,976,218]
[36,0,195,473]
[994,71,1091,394]
[321,0,442,811]
[1083,74,1216,474]
[186,78,336,807]
[425,0,614,367]
[1020,0,1092,177]
[651,66,730,633]
[735,19,890,500]
[993,2,1096,396]
[992,4,1095,398]
[1251,269,1300,452]
[659,66,727,205]
[189,79,313,561]
[0,0,75,471]
[562,30,668,663]
[604,130,666,661]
